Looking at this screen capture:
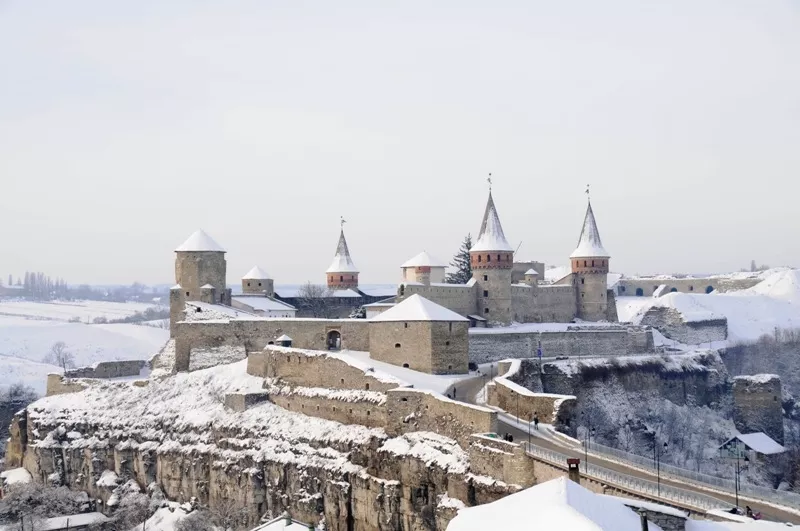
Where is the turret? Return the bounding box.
[523,269,539,287]
[242,266,274,296]
[171,229,232,336]
[470,189,513,325]
[570,198,610,321]
[401,251,446,285]
[326,223,359,289]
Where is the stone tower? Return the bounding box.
[170,229,231,336]
[570,198,610,321]
[470,190,514,325]
[326,225,359,290]
[242,265,274,296]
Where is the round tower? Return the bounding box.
[570,198,610,322]
[242,266,274,296]
[326,222,359,290]
[174,229,231,305]
[470,190,513,325]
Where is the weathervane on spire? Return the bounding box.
[488,173,493,192]
[340,216,346,229]
[585,184,591,200]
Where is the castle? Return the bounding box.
[394,190,617,325]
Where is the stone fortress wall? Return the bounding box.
[616,277,761,297]
[732,374,784,445]
[468,325,655,364]
[369,320,470,375]
[639,306,728,345]
[510,284,577,323]
[399,283,478,317]
[173,319,370,372]
[64,360,146,379]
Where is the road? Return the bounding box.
[454,373,800,525]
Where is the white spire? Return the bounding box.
[470,190,514,252]
[570,199,609,258]
[326,228,359,273]
[175,229,225,252]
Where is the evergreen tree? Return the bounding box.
[446,234,473,284]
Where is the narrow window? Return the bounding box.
[497,254,501,261]
[584,260,587,267]
[689,286,694,291]
[404,323,408,328]
[449,323,452,332]
[286,356,290,362]
[340,275,343,282]
[483,290,489,297]
[317,405,320,410]
[478,255,482,263]
[402,363,409,368]
[592,260,595,267]
[365,383,370,390]
[247,281,250,287]
[186,291,190,296]
[484,308,489,314]
[401,395,408,400]
[258,282,262,287]
[483,275,488,281]
[367,410,370,416]
[487,255,491,262]
[395,343,401,348]
[581,278,585,285]
[445,341,450,346]
[448,365,452,370]
[340,378,344,384]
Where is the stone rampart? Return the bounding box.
[468,326,654,364]
[398,283,477,317]
[174,318,370,372]
[467,435,535,488]
[268,391,387,429]
[732,374,784,444]
[616,277,761,297]
[45,374,90,396]
[486,376,576,429]
[386,389,497,446]
[639,306,727,344]
[248,347,402,393]
[65,360,146,379]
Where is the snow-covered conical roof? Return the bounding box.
[470,191,514,252]
[401,251,446,268]
[175,229,225,252]
[371,294,468,322]
[326,229,359,273]
[242,266,272,280]
[570,200,609,259]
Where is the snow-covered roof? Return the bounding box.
[447,476,663,531]
[3,513,111,531]
[200,284,215,289]
[175,229,225,252]
[371,294,468,322]
[401,251,447,268]
[326,229,359,273]
[276,334,293,342]
[570,200,609,258]
[232,296,296,312]
[524,269,539,275]
[723,432,785,455]
[470,191,514,252]
[251,515,315,531]
[359,286,397,298]
[243,265,272,280]
[332,288,362,298]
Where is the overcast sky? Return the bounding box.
[1,1,798,286]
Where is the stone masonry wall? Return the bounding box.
[732,374,784,445]
[65,360,146,379]
[639,306,727,344]
[467,435,536,488]
[248,347,402,393]
[510,284,577,323]
[468,326,654,364]
[45,374,90,397]
[174,319,370,372]
[386,389,497,447]
[486,379,576,428]
[370,321,433,373]
[398,283,478,318]
[268,392,387,429]
[616,277,761,297]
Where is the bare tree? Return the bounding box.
[297,282,334,318]
[42,342,75,371]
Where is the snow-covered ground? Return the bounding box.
[617,269,800,344]
[0,299,157,322]
[0,301,169,395]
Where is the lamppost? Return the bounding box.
[734,444,749,509]
[654,441,668,496]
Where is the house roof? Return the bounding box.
[250,515,315,531]
[470,191,514,252]
[446,476,663,531]
[243,266,272,280]
[326,229,359,273]
[276,334,293,342]
[233,296,296,312]
[524,269,539,275]
[720,432,785,455]
[371,294,468,322]
[401,251,447,268]
[570,200,609,258]
[175,229,225,252]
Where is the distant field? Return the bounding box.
[0,299,157,322]
[0,300,169,395]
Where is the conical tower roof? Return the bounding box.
[470,191,514,252]
[570,200,609,258]
[175,229,225,252]
[242,266,271,280]
[326,229,359,273]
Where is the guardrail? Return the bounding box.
[523,442,729,512]
[584,440,800,511]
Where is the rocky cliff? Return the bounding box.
[4,361,516,531]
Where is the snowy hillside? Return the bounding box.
[0,301,169,395]
[617,269,800,344]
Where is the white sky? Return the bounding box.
[1,1,798,285]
